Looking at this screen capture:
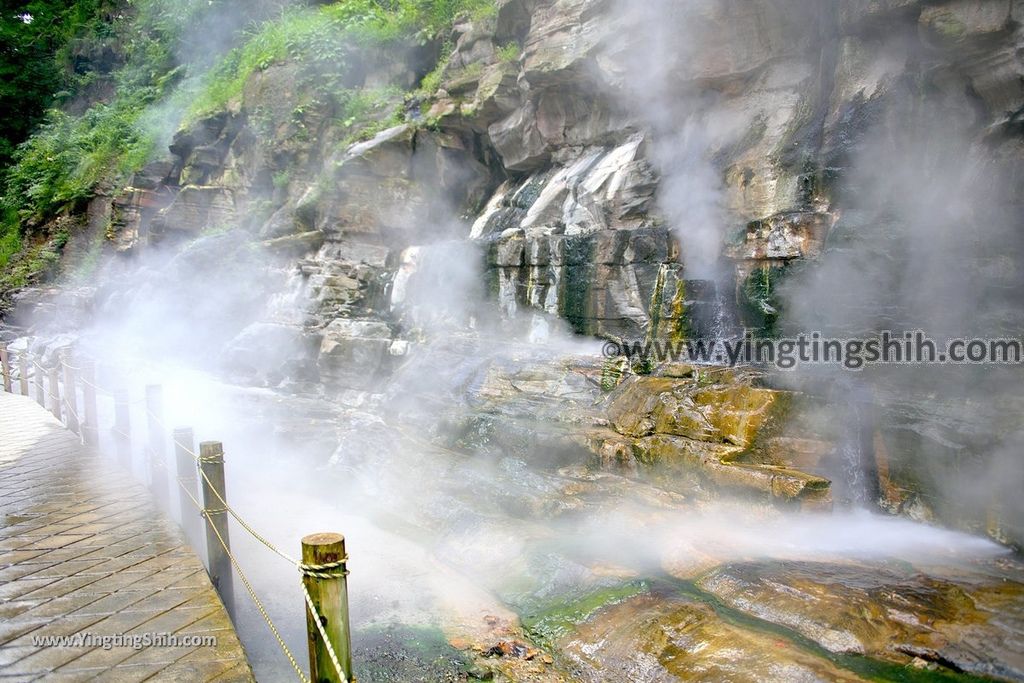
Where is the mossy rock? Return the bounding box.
[608,375,789,448]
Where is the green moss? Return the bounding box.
[647,265,667,342]
[669,279,691,343]
[601,357,629,392]
[738,264,787,337]
[559,236,596,335]
[930,12,967,39]
[189,0,498,122]
[524,581,650,648]
[352,624,474,682]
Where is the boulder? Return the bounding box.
[632,434,830,504]
[489,100,552,171]
[608,376,786,448]
[696,560,1024,680]
[521,0,611,88]
[544,589,866,682]
[260,231,324,256]
[149,186,235,236]
[725,212,834,262]
[317,318,394,389]
[919,0,1012,45]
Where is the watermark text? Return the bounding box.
[601,331,1023,370]
[32,632,217,650]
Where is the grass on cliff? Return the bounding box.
[0,0,212,273]
[0,219,20,271]
[188,0,497,122]
[0,0,497,280]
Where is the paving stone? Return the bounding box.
[0,646,37,667]
[0,392,253,681]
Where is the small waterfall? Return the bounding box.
[829,384,879,509]
[390,240,487,335]
[709,279,742,343]
[684,277,742,349]
[837,405,870,508]
[265,266,310,326]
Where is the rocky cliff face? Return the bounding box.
[9,0,1024,538]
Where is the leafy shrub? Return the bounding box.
[497,42,520,63]
[0,0,210,275]
[0,221,21,271]
[0,0,498,282]
[188,0,497,121]
[5,104,154,224]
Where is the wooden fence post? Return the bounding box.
[302,533,353,683]
[62,352,79,434]
[81,360,99,448]
[173,427,204,557]
[199,441,234,615]
[34,356,46,407]
[145,384,169,510]
[17,354,28,396]
[48,365,61,421]
[0,344,10,393]
[113,385,132,470]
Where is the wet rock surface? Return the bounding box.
[545,589,867,683]
[695,559,1024,681]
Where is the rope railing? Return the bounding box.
[161,419,350,682]
[174,471,311,682]
[0,345,353,683]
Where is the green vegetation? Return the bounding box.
[271,169,291,190]
[415,45,452,98]
[189,0,496,121]
[739,264,786,337]
[0,0,497,287]
[0,219,21,270]
[0,0,112,168]
[497,42,520,63]
[524,581,650,647]
[337,86,404,145]
[0,0,213,278]
[5,105,154,224]
[0,227,68,290]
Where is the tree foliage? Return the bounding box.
[0,1,116,167]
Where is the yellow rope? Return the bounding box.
[177,478,310,683]
[299,558,349,580]
[18,356,351,683]
[165,427,301,566]
[301,580,349,682]
[78,375,116,396]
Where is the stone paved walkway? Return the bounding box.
[0,390,254,682]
